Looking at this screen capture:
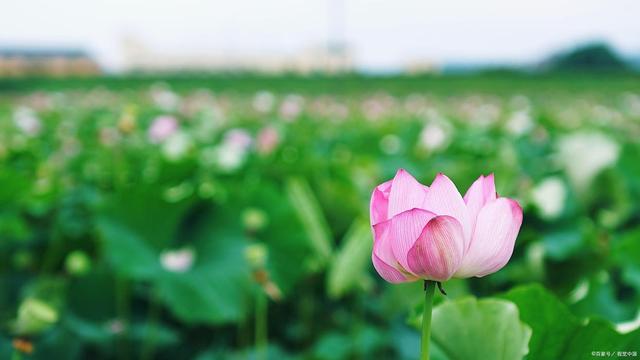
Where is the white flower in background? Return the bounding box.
[13,107,42,137]
[204,128,253,172]
[558,132,620,191]
[279,94,304,121]
[505,110,534,136]
[148,115,179,143]
[379,134,402,155]
[162,132,192,161]
[418,121,450,152]
[214,143,247,172]
[105,318,126,335]
[150,83,180,111]
[160,248,195,272]
[253,91,276,113]
[531,177,567,219]
[224,129,252,150]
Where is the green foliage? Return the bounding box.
[99,199,254,324]
[0,75,639,358]
[429,298,532,360]
[326,219,372,298]
[612,228,640,291]
[499,284,640,360]
[285,177,333,269]
[545,42,629,72]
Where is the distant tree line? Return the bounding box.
[541,42,631,72]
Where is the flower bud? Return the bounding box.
[14,298,58,335]
[65,251,92,276]
[370,169,522,283]
[242,208,268,232]
[244,243,268,269]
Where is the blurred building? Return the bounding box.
[121,37,353,74]
[0,48,101,77]
[404,59,440,74]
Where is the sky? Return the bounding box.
[0,0,639,71]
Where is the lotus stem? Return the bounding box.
[421,280,435,360]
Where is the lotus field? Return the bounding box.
[0,75,639,359]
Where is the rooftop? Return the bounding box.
[0,47,92,59]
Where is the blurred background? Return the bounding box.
[1,1,640,359]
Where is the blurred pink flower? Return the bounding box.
[370,169,522,283]
[279,95,304,121]
[256,126,280,155]
[224,129,252,150]
[148,115,178,143]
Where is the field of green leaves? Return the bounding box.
[1,75,639,359]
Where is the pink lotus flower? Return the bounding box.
[224,129,252,150]
[370,169,522,283]
[256,126,280,155]
[148,115,178,143]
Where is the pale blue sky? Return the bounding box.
[1,0,638,71]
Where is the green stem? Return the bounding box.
[140,288,161,360]
[421,280,436,360]
[11,349,22,360]
[116,277,130,360]
[255,290,268,360]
